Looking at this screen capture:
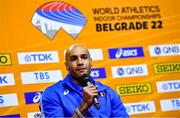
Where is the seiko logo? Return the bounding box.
[116,83,152,96]
[0,53,12,66]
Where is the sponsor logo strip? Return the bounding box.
[156,80,180,93]
[0,53,12,66]
[21,70,62,84]
[0,94,18,107]
[64,49,103,61]
[111,64,148,78]
[108,47,144,59]
[27,112,41,118]
[0,114,20,117]
[124,101,156,115]
[0,73,15,86]
[160,98,180,111]
[154,62,180,74]
[17,51,59,64]
[149,44,180,57]
[24,92,42,104]
[89,49,103,60]
[116,83,152,96]
[90,68,106,79]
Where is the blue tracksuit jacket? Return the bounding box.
[40,74,129,117]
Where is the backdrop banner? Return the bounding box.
[0,0,180,117]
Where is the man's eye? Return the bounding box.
[81,55,88,59]
[70,56,77,61]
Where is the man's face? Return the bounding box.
[65,46,92,79]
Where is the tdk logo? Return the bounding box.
[124,101,156,115]
[0,73,15,86]
[18,51,59,64]
[149,44,180,57]
[24,92,43,104]
[108,47,144,59]
[111,64,148,78]
[90,68,106,79]
[156,80,180,93]
[32,1,87,40]
[160,98,180,111]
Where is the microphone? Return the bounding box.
[81,74,100,110]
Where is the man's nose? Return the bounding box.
[77,58,84,66]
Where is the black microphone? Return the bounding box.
[81,74,100,110]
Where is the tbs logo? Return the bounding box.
[32,1,87,40]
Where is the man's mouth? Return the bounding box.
[76,68,86,72]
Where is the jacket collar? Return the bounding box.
[62,74,107,92]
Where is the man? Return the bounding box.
[40,44,129,117]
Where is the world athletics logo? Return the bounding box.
[32,1,87,40]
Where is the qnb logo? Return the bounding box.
[111,64,148,78]
[149,44,180,57]
[32,1,87,40]
[154,47,161,55]
[117,66,144,75]
[155,45,180,55]
[108,47,144,59]
[25,92,43,104]
[90,68,106,79]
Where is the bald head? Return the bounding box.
[65,44,90,61]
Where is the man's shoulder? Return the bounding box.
[43,80,65,94]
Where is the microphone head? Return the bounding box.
[80,74,90,86]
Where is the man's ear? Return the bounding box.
[90,58,93,66]
[65,62,69,70]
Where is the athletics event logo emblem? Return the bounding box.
[32,1,87,40]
